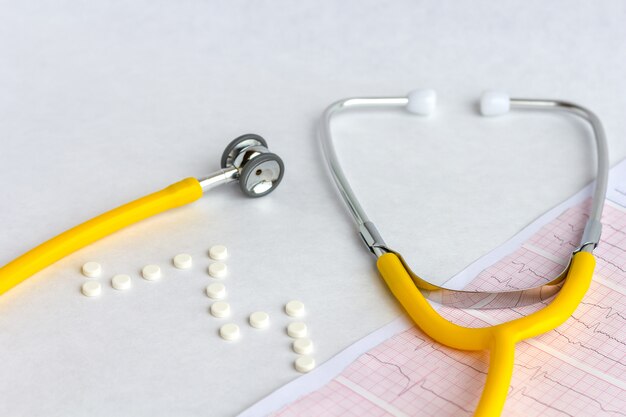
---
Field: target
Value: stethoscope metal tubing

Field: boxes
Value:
[321,96,608,255]
[509,98,608,253]
[319,94,609,307]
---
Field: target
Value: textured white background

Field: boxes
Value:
[0,1,625,416]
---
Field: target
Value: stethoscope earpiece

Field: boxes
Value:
[480,90,511,116]
[405,88,512,117]
[406,88,437,115]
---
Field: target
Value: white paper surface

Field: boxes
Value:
[0,1,625,416]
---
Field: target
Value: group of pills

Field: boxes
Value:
[79,245,230,297]
[79,245,316,373]
[80,261,133,295]
[285,300,316,373]
[202,246,248,341]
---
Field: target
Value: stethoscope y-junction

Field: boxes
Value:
[320,89,609,416]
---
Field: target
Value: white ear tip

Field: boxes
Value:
[480,90,510,116]
[406,89,436,116]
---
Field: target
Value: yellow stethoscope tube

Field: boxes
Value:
[0,133,285,296]
[377,251,595,416]
[0,178,203,296]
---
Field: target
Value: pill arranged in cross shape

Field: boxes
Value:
[220,323,240,341]
[82,262,102,278]
[285,300,305,317]
[142,264,161,281]
[210,301,231,318]
[293,337,314,355]
[294,356,315,373]
[249,311,270,329]
[209,245,228,260]
[173,253,193,269]
[82,281,102,297]
[111,274,131,290]
[287,322,308,338]
[206,283,226,299]
[208,262,228,278]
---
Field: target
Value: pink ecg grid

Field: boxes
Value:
[271,199,626,417]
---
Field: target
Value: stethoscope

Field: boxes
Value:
[319,89,609,417]
[0,134,285,295]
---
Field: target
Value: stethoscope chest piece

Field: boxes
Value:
[219,133,285,198]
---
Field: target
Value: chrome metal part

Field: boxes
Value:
[319,93,609,308]
[199,134,284,198]
[359,221,389,257]
[509,98,609,252]
[198,167,239,193]
[394,252,570,309]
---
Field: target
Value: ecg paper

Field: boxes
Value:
[240,159,626,417]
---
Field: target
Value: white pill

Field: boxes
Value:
[293,337,314,355]
[111,274,131,290]
[81,281,102,297]
[249,311,270,329]
[210,301,231,318]
[206,283,227,299]
[287,322,308,338]
[173,253,193,269]
[209,245,228,260]
[82,262,102,278]
[142,264,161,281]
[219,323,240,341]
[208,262,228,278]
[285,300,305,317]
[294,356,316,373]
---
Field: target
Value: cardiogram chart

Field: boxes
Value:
[269,174,626,416]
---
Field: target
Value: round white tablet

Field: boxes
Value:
[249,311,270,329]
[173,253,192,269]
[287,322,308,338]
[293,338,314,355]
[206,283,226,299]
[208,262,228,278]
[111,274,131,290]
[219,323,240,341]
[209,245,228,260]
[81,281,101,297]
[285,300,305,317]
[82,262,102,278]
[142,264,161,281]
[294,356,316,373]
[210,301,231,318]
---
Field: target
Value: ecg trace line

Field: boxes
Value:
[579,301,626,321]
[605,224,626,236]
[568,316,626,347]
[596,254,626,273]
[553,234,578,248]
[602,241,626,253]
[551,329,626,366]
[363,353,413,396]
[358,352,474,414]
[359,334,624,417]
[513,364,625,415]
